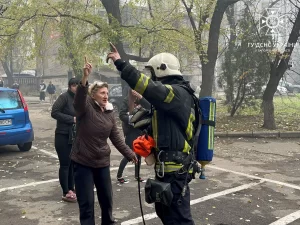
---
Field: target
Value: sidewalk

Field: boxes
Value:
[215,131,300,138]
[25,96,300,139]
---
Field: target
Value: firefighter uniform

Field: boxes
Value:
[114,54,197,225]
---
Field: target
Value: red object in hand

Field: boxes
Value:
[133,135,156,158]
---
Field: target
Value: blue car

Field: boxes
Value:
[0,87,34,151]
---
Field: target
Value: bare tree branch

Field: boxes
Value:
[44,1,103,30]
[147,0,154,19]
[40,13,102,30]
[126,53,151,62]
[289,0,300,9]
[181,0,197,31]
[82,30,101,40]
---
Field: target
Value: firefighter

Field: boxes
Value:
[107,45,197,225]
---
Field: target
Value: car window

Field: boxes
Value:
[0,90,22,110]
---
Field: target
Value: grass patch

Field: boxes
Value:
[217,94,300,132]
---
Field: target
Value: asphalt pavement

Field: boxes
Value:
[0,100,300,225]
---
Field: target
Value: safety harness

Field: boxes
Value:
[154,84,202,179]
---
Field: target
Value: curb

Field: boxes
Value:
[215,131,300,138]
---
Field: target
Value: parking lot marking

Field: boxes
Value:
[208,165,300,190]
[0,163,146,193]
[121,181,264,225]
[39,149,58,159]
[33,147,58,159]
[269,210,300,225]
[32,146,147,170]
[32,146,300,192]
[0,179,58,193]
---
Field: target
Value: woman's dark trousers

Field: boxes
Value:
[54,133,74,195]
[117,154,141,178]
[73,162,114,225]
[40,92,45,101]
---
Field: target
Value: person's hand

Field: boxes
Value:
[132,90,142,99]
[74,117,76,124]
[106,42,121,63]
[83,56,92,77]
[131,155,138,164]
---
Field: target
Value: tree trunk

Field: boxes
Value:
[200,0,240,97]
[224,5,235,104]
[262,8,300,129]
[1,60,14,87]
[201,63,215,97]
[101,0,151,96]
[262,98,276,129]
[62,19,82,79]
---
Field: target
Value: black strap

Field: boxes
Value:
[176,84,201,150]
[202,120,215,127]
[158,151,188,164]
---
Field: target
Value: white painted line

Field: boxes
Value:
[269,210,300,225]
[33,146,147,170]
[0,161,146,193]
[38,149,58,159]
[121,181,264,225]
[110,162,146,171]
[0,179,58,193]
[190,180,264,204]
[207,165,300,190]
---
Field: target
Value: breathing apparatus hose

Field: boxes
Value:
[137,156,146,225]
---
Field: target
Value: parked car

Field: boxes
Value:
[278,80,300,93]
[109,84,123,112]
[0,87,34,151]
[261,85,288,95]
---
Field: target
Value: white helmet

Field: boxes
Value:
[145,53,182,78]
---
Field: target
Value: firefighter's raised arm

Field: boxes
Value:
[107,44,185,112]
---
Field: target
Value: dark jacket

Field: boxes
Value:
[51,90,76,135]
[70,83,135,168]
[119,96,151,149]
[115,60,197,171]
[47,84,56,94]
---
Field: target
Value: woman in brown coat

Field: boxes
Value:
[71,59,137,225]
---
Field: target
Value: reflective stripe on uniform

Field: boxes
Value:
[208,101,215,150]
[164,85,175,103]
[155,163,193,173]
[185,108,195,141]
[182,140,191,153]
[152,110,158,147]
[134,73,150,95]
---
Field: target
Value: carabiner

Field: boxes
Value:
[157,150,164,163]
[156,162,165,178]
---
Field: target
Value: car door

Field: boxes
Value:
[0,90,25,131]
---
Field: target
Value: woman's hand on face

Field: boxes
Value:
[83,56,92,77]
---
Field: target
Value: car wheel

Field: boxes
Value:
[18,142,32,152]
[293,88,300,93]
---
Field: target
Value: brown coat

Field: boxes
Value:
[70,83,135,168]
